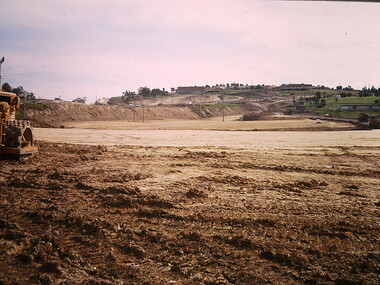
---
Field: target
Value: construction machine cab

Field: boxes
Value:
[0,92,20,120]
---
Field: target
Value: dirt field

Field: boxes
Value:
[61,116,355,131]
[34,117,361,148]
[1,119,380,284]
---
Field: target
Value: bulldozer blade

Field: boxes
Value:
[1,145,38,157]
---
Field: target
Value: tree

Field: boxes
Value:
[359,86,373,97]
[2,83,36,99]
[316,98,326,108]
[2,82,12,92]
[12,86,26,97]
[122,90,136,101]
[336,85,342,90]
[358,113,369,123]
[138,87,151,97]
[151,88,162,97]
[72,97,86,104]
[343,85,353,91]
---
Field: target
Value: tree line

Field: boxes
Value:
[1,83,35,98]
[122,87,169,100]
[121,83,268,100]
[359,86,380,97]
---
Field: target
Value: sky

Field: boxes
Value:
[1,0,380,103]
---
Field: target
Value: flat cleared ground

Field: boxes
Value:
[35,117,370,148]
[34,128,380,149]
[62,116,354,131]
[1,118,379,284]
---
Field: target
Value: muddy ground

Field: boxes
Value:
[0,140,379,284]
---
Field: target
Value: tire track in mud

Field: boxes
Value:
[1,142,379,284]
[163,147,380,284]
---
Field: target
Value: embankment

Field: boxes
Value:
[24,101,247,127]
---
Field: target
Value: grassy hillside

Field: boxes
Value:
[277,89,357,97]
[302,95,380,119]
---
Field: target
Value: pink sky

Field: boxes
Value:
[1,0,379,102]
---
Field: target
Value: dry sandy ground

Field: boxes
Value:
[1,119,379,284]
[34,117,367,148]
[34,117,377,149]
[33,128,380,149]
[62,116,354,131]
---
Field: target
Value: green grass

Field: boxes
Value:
[304,95,380,119]
[15,110,23,120]
[278,89,357,97]
[15,103,50,119]
[277,90,317,96]
[25,103,50,111]
[329,110,380,119]
[331,96,378,105]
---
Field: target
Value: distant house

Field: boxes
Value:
[177,86,205,94]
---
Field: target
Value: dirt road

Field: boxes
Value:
[1,120,379,284]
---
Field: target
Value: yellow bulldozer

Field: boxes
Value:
[0,57,38,158]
